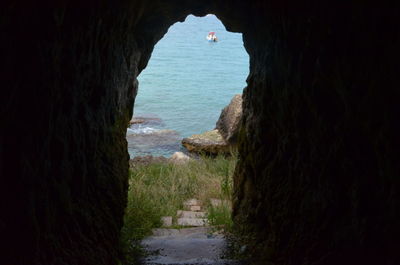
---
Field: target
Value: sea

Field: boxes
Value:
[127,14,249,157]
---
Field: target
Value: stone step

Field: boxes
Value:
[151,227,213,237]
[177,210,206,218]
[183,198,201,206]
[184,205,202,211]
[177,217,208,227]
[161,216,172,227]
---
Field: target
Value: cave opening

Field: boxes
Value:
[123,14,249,262]
[128,14,249,157]
[2,2,398,265]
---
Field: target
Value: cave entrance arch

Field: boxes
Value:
[123,14,249,259]
[2,2,397,265]
[128,14,249,157]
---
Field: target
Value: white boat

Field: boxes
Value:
[206,31,218,42]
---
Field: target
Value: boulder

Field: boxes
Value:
[181,94,242,155]
[169,152,191,164]
[182,129,230,155]
[215,94,242,144]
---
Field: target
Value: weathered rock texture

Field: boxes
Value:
[182,94,242,154]
[216,94,242,144]
[182,129,230,154]
[1,1,399,265]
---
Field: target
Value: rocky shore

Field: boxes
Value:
[182,94,242,155]
[128,94,242,159]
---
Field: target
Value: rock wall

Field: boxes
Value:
[233,2,400,265]
[1,2,139,264]
[1,1,398,265]
[1,1,162,264]
[0,1,213,264]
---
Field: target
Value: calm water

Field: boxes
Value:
[127,15,249,157]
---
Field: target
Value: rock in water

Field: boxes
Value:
[182,94,242,155]
[216,94,242,144]
[182,129,229,155]
[129,117,145,124]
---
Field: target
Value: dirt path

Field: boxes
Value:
[141,227,240,265]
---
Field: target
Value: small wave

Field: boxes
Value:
[127,126,158,135]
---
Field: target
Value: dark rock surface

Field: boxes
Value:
[216,94,242,144]
[232,3,399,265]
[1,1,398,265]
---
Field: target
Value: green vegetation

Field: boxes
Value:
[207,202,233,229]
[121,154,236,264]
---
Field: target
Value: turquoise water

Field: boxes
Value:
[127,15,249,157]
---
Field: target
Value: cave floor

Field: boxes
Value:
[141,227,240,265]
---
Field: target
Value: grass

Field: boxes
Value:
[120,153,237,264]
[206,202,233,230]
